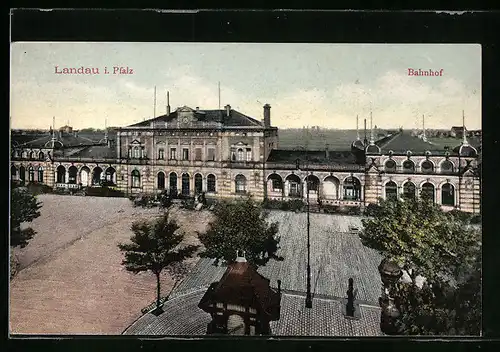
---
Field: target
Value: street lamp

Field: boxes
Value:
[305,168,312,308]
[298,142,313,309]
[378,258,402,335]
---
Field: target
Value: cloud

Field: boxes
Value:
[10,68,481,130]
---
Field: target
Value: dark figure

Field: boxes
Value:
[200,192,207,205]
[346,277,356,317]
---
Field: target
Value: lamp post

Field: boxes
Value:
[305,167,312,308]
[378,258,402,335]
[300,131,313,309]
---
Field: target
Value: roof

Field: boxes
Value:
[453,143,478,157]
[374,132,448,154]
[451,126,466,130]
[198,260,281,320]
[19,133,97,149]
[266,149,360,166]
[127,106,264,128]
[70,145,118,159]
[351,139,365,150]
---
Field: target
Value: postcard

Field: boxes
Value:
[10,42,481,337]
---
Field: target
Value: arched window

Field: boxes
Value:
[157,172,165,189]
[323,176,340,200]
[237,148,244,161]
[80,166,90,187]
[384,159,396,173]
[28,151,34,159]
[195,173,203,194]
[56,165,65,183]
[158,148,165,160]
[402,160,415,173]
[181,173,190,195]
[235,174,247,194]
[246,148,252,161]
[305,175,320,193]
[403,182,416,200]
[421,160,434,174]
[11,165,17,180]
[343,176,361,201]
[169,172,178,194]
[207,174,216,193]
[268,174,283,192]
[68,166,78,184]
[28,166,35,182]
[441,183,455,206]
[19,166,26,182]
[105,167,116,185]
[286,174,301,197]
[92,167,103,185]
[37,167,44,183]
[385,181,398,201]
[39,151,45,160]
[131,170,141,188]
[441,160,454,174]
[421,182,435,203]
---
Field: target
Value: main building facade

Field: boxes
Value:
[10,102,481,214]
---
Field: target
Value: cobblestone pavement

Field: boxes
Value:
[10,194,210,334]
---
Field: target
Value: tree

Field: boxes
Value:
[118,213,199,315]
[198,197,282,267]
[360,196,481,335]
[10,187,42,248]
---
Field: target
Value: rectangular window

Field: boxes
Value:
[170,148,177,160]
[183,148,189,160]
[246,148,252,161]
[158,148,164,160]
[237,149,244,161]
[195,148,202,161]
[133,147,140,159]
[207,148,215,161]
[128,148,132,158]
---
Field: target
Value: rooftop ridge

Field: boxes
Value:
[378,131,402,149]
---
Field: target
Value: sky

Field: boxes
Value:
[10,42,481,130]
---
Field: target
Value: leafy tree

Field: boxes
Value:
[118,213,199,314]
[10,188,42,248]
[198,197,282,267]
[360,196,481,335]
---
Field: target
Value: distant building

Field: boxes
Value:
[450,126,466,138]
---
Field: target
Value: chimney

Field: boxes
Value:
[263,104,271,128]
[225,104,231,117]
[166,91,171,116]
[196,107,199,111]
[325,143,330,159]
[363,118,368,146]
